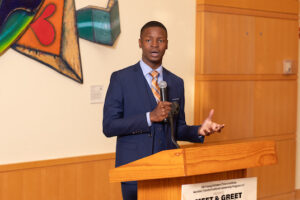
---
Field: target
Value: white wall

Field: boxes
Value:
[0,0,196,164]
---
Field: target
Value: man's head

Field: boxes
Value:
[140,21,168,38]
[139,21,168,69]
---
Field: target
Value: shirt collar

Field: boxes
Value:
[140,59,163,77]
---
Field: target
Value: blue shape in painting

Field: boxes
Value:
[76,0,121,46]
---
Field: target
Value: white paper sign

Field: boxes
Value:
[90,85,105,104]
[181,177,257,200]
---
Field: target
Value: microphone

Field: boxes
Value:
[159,81,180,148]
[159,81,168,123]
[159,81,167,102]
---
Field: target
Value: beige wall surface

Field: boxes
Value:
[0,0,196,164]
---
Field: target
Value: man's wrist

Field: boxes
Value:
[146,112,152,126]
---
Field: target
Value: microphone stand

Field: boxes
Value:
[168,102,180,148]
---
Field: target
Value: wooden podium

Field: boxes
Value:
[110,140,277,200]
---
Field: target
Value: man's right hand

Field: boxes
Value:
[150,101,172,122]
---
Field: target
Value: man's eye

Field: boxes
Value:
[146,39,151,42]
[158,40,164,43]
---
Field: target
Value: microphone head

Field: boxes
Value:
[159,81,167,89]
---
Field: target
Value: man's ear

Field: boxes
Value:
[138,38,142,48]
[166,39,168,49]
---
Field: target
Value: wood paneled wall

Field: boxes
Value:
[197,0,298,14]
[296,189,300,200]
[195,0,298,199]
[0,154,122,200]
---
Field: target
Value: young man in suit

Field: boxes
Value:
[103,21,224,200]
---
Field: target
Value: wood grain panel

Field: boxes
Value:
[199,12,255,74]
[195,80,254,142]
[255,17,298,74]
[195,80,297,142]
[296,189,300,200]
[0,153,122,200]
[110,149,185,182]
[110,141,276,184]
[195,12,204,76]
[0,171,23,200]
[94,159,124,200]
[23,169,42,200]
[77,163,97,200]
[260,192,295,200]
[41,167,60,200]
[138,170,246,200]
[59,164,78,200]
[247,139,296,198]
[196,74,297,81]
[197,0,298,14]
[197,5,298,20]
[195,0,298,199]
[181,134,295,150]
[253,81,297,137]
[197,12,298,75]
[184,140,276,176]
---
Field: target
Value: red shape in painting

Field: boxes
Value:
[30,3,56,46]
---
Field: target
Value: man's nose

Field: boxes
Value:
[151,40,158,47]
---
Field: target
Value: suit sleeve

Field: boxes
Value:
[176,79,204,143]
[103,72,150,137]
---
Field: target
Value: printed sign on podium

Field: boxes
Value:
[182,177,257,200]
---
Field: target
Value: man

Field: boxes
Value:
[103,21,224,200]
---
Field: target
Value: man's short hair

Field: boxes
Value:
[140,21,168,37]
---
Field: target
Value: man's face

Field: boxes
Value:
[139,26,168,69]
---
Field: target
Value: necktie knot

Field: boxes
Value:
[150,70,159,78]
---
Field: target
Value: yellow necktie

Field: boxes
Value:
[150,71,161,102]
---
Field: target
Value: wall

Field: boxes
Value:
[195,1,299,198]
[0,0,196,164]
[297,40,300,190]
[297,2,300,190]
[2,0,300,193]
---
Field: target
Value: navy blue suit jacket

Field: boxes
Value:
[103,62,204,168]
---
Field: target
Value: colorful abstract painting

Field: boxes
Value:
[1,0,121,84]
[0,0,44,54]
[13,0,83,83]
[77,0,121,46]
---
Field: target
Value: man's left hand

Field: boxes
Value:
[198,109,224,136]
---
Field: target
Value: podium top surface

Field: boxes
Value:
[109,140,277,182]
